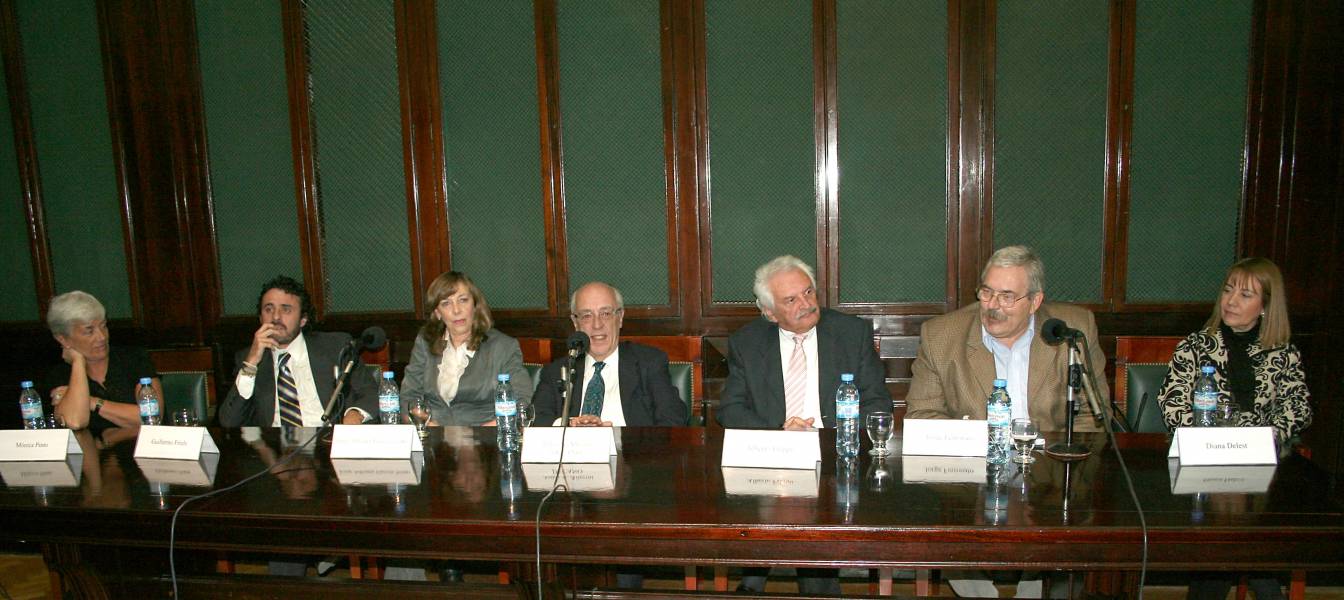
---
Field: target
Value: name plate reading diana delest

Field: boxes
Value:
[0,429,83,462]
[1168,426,1276,466]
[522,458,617,492]
[901,419,988,457]
[0,455,83,487]
[133,425,220,460]
[901,455,987,484]
[720,429,820,470]
[135,453,221,487]
[1167,459,1276,494]
[721,466,820,497]
[520,427,618,463]
[332,454,425,486]
[330,424,423,459]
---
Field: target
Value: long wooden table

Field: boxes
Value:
[1,426,1340,597]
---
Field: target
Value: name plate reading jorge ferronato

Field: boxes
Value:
[720,429,820,470]
[901,455,988,484]
[1168,426,1276,466]
[133,425,219,460]
[330,424,423,459]
[901,419,988,457]
[0,429,82,462]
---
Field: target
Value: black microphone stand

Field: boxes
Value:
[318,343,360,442]
[1046,343,1091,460]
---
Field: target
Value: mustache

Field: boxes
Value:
[796,306,818,318]
[984,308,1006,322]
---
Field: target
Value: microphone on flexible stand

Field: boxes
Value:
[1040,318,1105,460]
[558,331,590,428]
[321,326,388,427]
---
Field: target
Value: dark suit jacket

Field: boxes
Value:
[218,330,378,427]
[533,340,686,426]
[717,308,891,429]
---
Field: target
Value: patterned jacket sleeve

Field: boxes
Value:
[1262,343,1312,444]
[1158,334,1200,430]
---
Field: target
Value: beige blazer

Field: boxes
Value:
[905,302,1111,432]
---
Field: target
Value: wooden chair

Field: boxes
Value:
[1113,336,1183,432]
[620,336,704,426]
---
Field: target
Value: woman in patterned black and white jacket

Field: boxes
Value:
[1157,257,1311,447]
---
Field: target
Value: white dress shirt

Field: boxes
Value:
[981,314,1036,421]
[776,326,821,426]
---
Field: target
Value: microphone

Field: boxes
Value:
[357,326,387,351]
[1041,318,1083,345]
[566,331,589,358]
[558,331,590,427]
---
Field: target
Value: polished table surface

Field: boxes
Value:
[0,426,1341,572]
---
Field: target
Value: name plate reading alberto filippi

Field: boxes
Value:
[135,453,221,487]
[901,455,986,484]
[0,455,83,487]
[901,419,988,457]
[330,424,423,459]
[133,425,220,460]
[721,466,820,497]
[720,429,820,470]
[0,429,83,462]
[1168,426,1276,466]
[520,427,618,463]
[522,458,617,492]
[1167,459,1276,494]
[332,455,425,486]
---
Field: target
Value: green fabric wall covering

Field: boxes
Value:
[0,53,39,322]
[306,0,412,313]
[1126,0,1248,303]
[557,0,669,307]
[17,0,130,318]
[197,0,303,316]
[993,0,1109,302]
[835,0,948,304]
[706,0,816,303]
[440,0,548,310]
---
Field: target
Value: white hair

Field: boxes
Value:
[753,255,816,313]
[570,281,624,313]
[47,291,106,336]
[982,245,1045,295]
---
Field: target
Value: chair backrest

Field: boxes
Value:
[524,363,543,393]
[667,361,695,425]
[516,338,554,365]
[1114,336,1183,433]
[876,334,919,418]
[160,371,210,423]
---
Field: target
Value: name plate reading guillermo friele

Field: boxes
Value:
[901,419,988,457]
[1167,426,1276,466]
[330,424,424,459]
[136,453,221,487]
[720,429,821,470]
[134,425,220,460]
[521,427,618,463]
[0,429,83,462]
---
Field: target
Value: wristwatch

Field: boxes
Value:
[92,397,106,414]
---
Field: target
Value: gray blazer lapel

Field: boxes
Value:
[760,328,785,421]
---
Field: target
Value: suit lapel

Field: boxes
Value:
[759,325,785,422]
[257,348,276,425]
[618,344,640,422]
[964,314,996,403]
[308,334,336,408]
[568,363,589,419]
[815,312,839,426]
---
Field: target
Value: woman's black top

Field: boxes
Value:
[1220,322,1259,412]
[42,346,158,434]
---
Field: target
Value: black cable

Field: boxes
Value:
[534,411,573,600]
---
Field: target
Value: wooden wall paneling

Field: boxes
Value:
[953,0,992,308]
[1103,0,1134,309]
[669,0,704,335]
[94,0,144,330]
[394,0,449,319]
[1240,0,1291,263]
[0,0,51,317]
[815,0,837,306]
[281,0,326,318]
[533,0,566,319]
[653,0,683,322]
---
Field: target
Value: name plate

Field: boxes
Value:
[134,426,220,460]
[330,424,423,459]
[0,429,83,462]
[521,459,617,492]
[0,455,83,487]
[520,427,618,463]
[901,419,988,456]
[901,455,987,484]
[332,454,425,485]
[135,453,221,486]
[721,466,820,497]
[1167,427,1276,465]
[1167,459,1276,494]
[720,429,821,470]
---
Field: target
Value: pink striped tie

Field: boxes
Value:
[783,335,807,419]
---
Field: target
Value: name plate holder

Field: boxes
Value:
[521,457,618,492]
[134,425,220,460]
[1167,427,1276,466]
[721,466,820,497]
[332,453,425,486]
[0,454,84,487]
[520,427,618,463]
[135,453,221,487]
[901,455,987,484]
[330,424,423,459]
[720,429,820,470]
[0,429,83,462]
[902,419,988,457]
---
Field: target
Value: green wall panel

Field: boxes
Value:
[306,0,412,313]
[706,0,816,303]
[17,0,130,318]
[440,0,547,309]
[1126,0,1248,303]
[0,54,38,322]
[197,0,302,316]
[835,0,947,304]
[557,0,668,306]
[993,0,1109,302]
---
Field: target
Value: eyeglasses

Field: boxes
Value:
[976,286,1031,306]
[572,308,622,326]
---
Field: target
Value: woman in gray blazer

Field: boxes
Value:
[400,271,532,426]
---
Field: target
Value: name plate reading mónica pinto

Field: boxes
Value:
[720,429,820,470]
[330,424,423,459]
[0,429,82,462]
[520,427,618,463]
[1168,426,1276,466]
[901,419,988,457]
[133,425,220,460]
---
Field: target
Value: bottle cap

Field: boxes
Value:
[139,377,152,385]
[1200,365,1215,374]
[20,380,33,388]
[993,378,1007,388]
[498,373,511,382]
[840,373,854,382]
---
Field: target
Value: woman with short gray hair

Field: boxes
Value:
[43,291,160,432]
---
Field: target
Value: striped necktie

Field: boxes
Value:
[783,335,807,419]
[580,362,606,417]
[276,352,303,427]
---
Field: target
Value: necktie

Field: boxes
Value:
[277,352,302,427]
[783,335,807,419]
[580,362,606,417]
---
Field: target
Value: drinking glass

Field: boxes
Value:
[407,398,431,438]
[518,403,535,429]
[173,408,198,427]
[865,412,894,457]
[1011,418,1038,464]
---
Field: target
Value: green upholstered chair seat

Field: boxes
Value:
[667,361,694,426]
[1125,363,1169,433]
[524,363,543,394]
[160,371,210,423]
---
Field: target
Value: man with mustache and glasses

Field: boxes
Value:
[220,275,377,428]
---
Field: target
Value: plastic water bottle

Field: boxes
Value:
[137,377,161,425]
[984,463,1008,525]
[495,373,520,452]
[19,381,44,430]
[834,373,860,458]
[986,378,1012,465]
[1193,365,1218,427]
[378,371,401,424]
